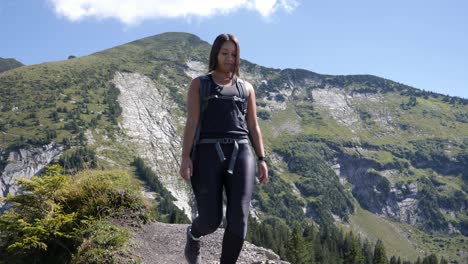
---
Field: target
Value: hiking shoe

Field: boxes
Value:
[185,226,201,264]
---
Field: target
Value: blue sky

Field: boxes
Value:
[1,0,467,98]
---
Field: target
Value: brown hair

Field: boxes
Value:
[208,33,240,77]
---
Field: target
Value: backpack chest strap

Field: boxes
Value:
[203,94,246,102]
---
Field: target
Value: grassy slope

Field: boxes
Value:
[346,203,467,263]
[345,203,420,261]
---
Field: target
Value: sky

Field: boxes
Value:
[1,0,467,99]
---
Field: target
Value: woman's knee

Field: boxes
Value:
[195,216,223,235]
[225,216,248,239]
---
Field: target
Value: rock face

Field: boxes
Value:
[0,143,64,211]
[129,221,290,264]
[337,151,420,224]
[312,88,363,132]
[112,71,192,216]
[312,88,398,135]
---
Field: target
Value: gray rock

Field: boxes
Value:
[113,71,192,217]
[0,143,63,211]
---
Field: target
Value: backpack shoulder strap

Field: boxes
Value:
[235,78,247,99]
[191,75,212,160]
[199,75,212,100]
[235,77,248,114]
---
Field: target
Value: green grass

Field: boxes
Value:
[346,202,467,263]
[346,203,421,261]
[434,175,465,192]
[86,128,138,170]
[396,219,468,263]
[360,149,396,167]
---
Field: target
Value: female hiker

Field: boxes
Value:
[179,33,268,264]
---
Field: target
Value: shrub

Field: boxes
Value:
[0,166,150,264]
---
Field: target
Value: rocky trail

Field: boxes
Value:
[129,221,290,264]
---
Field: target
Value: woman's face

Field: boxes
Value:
[216,41,237,73]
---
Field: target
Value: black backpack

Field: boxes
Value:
[190,75,248,160]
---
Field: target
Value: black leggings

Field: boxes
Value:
[190,142,255,261]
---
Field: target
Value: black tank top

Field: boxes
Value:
[199,75,249,139]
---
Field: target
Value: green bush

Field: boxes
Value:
[59,147,98,173]
[71,220,131,264]
[275,139,354,222]
[0,165,150,264]
[416,179,449,233]
[65,169,151,222]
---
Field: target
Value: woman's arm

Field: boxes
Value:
[245,81,268,184]
[180,78,201,181]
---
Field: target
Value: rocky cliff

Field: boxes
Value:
[112,71,192,216]
[0,143,64,211]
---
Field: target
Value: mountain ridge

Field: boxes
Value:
[0,57,24,73]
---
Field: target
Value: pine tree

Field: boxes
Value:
[343,232,364,264]
[285,224,312,264]
[373,239,388,264]
[303,224,317,263]
[0,169,76,262]
[422,254,438,264]
[362,239,374,264]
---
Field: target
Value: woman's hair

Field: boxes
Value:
[208,33,240,77]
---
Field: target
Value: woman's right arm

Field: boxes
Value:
[180,78,201,182]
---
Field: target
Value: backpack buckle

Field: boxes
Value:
[222,138,234,144]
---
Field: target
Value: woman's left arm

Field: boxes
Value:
[245,81,268,185]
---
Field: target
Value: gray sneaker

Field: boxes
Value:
[185,226,201,264]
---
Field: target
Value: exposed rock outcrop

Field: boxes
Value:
[312,88,398,135]
[312,88,362,132]
[337,151,421,225]
[112,71,191,216]
[184,59,206,78]
[0,143,64,211]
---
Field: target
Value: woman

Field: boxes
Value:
[179,33,268,264]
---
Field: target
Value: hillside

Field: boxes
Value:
[0,32,467,262]
[0,57,24,73]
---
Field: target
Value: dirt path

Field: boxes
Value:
[129,222,290,264]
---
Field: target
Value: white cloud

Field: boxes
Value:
[49,0,299,25]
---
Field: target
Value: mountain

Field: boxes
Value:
[0,32,467,262]
[0,57,24,73]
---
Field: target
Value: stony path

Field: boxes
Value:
[129,222,290,264]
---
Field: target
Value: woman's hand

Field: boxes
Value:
[180,157,193,182]
[257,161,268,185]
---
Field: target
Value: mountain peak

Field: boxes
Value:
[0,57,24,73]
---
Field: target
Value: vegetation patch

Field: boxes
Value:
[0,165,151,264]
